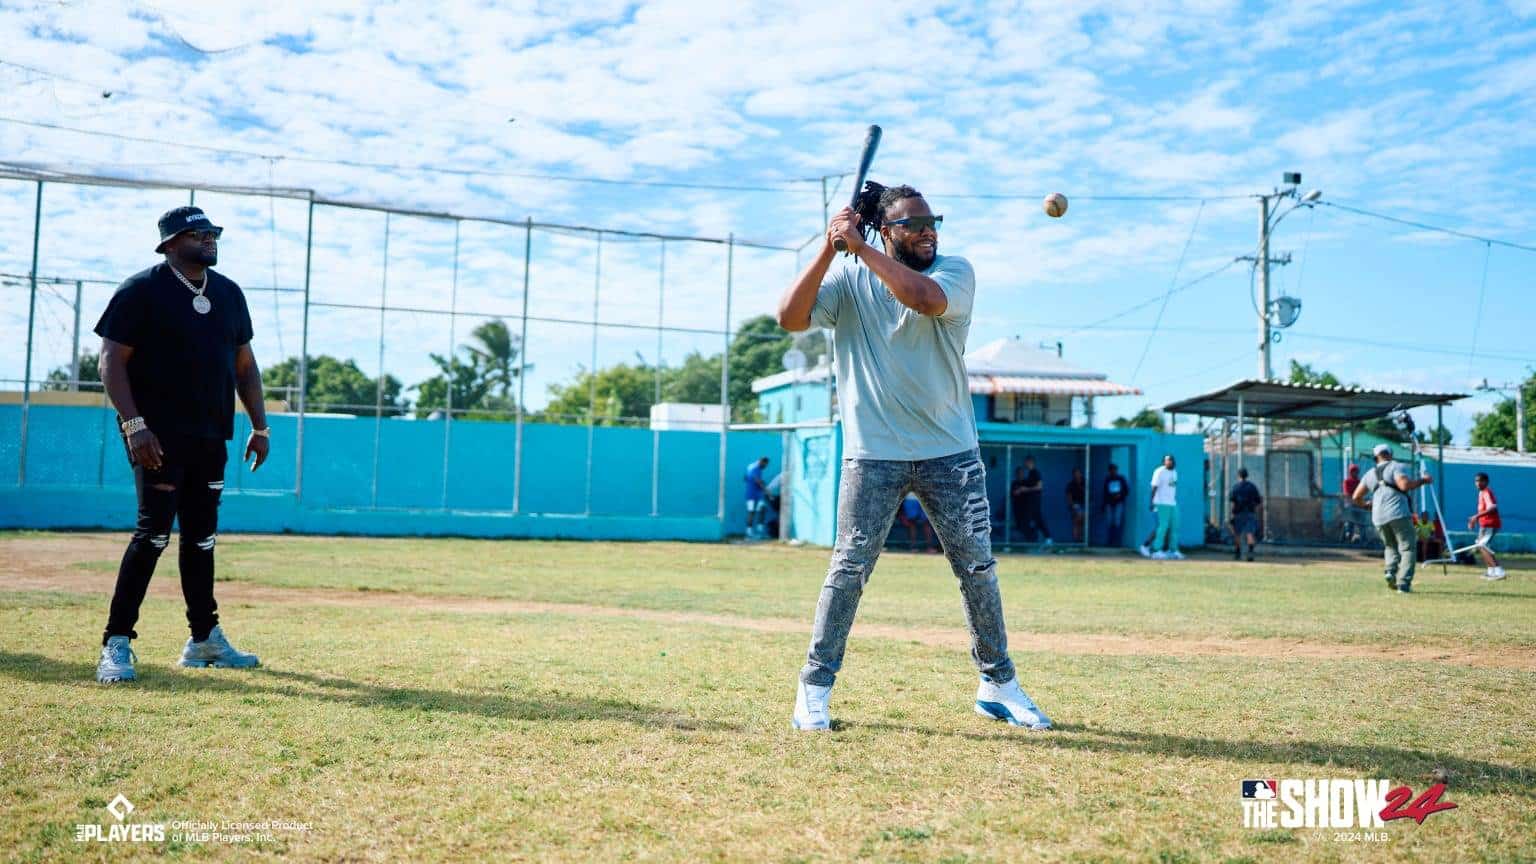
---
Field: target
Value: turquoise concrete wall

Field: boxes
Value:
[0,405,781,539]
[784,426,840,548]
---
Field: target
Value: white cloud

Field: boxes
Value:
[0,0,1531,417]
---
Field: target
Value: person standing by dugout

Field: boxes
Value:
[93,206,271,683]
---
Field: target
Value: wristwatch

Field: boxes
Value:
[120,416,147,435]
[251,427,271,438]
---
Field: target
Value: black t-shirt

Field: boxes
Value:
[1102,474,1128,505]
[1012,469,1043,503]
[94,262,254,441]
[1230,480,1263,514]
[1066,477,1085,506]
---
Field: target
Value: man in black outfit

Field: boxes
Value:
[93,206,271,683]
[1229,467,1264,562]
[1009,456,1052,546]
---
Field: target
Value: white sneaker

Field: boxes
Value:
[96,635,137,683]
[1138,544,1152,558]
[792,679,832,731]
[974,677,1052,730]
[1484,566,1507,581]
[1169,550,1186,560]
[1152,551,1170,560]
[178,625,260,668]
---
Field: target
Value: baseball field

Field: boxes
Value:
[2,531,1532,862]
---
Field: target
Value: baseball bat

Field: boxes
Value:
[833,124,882,252]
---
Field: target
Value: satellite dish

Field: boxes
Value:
[782,349,807,372]
[1271,296,1302,328]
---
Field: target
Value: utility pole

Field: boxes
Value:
[1243,173,1320,453]
[1257,194,1272,381]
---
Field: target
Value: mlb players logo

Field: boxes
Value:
[1241,779,1277,800]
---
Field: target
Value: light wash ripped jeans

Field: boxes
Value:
[800,447,1016,687]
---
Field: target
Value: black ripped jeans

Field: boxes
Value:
[800,448,1016,687]
[103,434,227,645]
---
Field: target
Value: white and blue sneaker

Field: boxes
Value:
[96,636,137,683]
[177,625,260,669]
[975,677,1052,730]
[792,679,833,731]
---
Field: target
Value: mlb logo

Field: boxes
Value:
[1242,779,1278,799]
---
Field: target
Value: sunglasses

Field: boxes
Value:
[885,215,943,232]
[183,229,222,242]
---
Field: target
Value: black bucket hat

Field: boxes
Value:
[155,206,223,253]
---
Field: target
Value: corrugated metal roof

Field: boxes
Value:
[1163,379,1465,421]
[969,376,1142,397]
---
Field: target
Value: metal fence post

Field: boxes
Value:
[513,218,532,514]
[370,212,390,507]
[295,196,314,502]
[717,234,733,522]
[651,239,665,517]
[584,232,602,515]
[18,180,43,486]
[70,279,82,390]
[442,220,460,509]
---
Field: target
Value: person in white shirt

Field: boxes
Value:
[1141,454,1183,560]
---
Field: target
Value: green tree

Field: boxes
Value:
[726,315,792,420]
[1470,374,1535,449]
[413,353,493,419]
[533,315,825,426]
[264,355,404,416]
[665,351,723,406]
[541,363,666,426]
[43,352,102,391]
[1112,407,1165,431]
[461,319,523,404]
[413,318,525,419]
[1287,360,1341,388]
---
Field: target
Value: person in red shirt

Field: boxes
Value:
[1468,472,1506,580]
[1342,464,1361,498]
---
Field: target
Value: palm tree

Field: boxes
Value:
[463,319,528,402]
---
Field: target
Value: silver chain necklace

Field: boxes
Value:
[170,264,212,315]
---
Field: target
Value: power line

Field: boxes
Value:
[1131,200,1203,381]
[1319,200,1536,254]
[1055,255,1242,339]
[0,117,809,192]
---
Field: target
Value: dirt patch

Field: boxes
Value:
[5,533,1533,671]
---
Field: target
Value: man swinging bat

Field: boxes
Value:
[776,182,1053,732]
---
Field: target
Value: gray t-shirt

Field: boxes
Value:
[811,253,977,460]
[1360,460,1414,526]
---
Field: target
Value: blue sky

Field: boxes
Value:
[1,0,1533,436]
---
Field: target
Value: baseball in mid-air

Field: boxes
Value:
[1044,193,1068,218]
